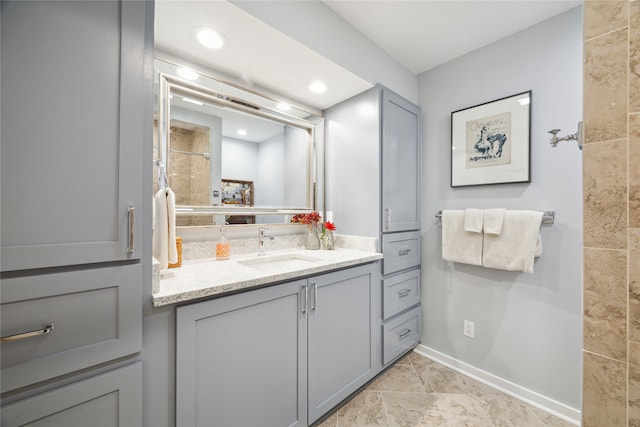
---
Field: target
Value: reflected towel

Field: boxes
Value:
[482,210,543,274]
[153,188,178,269]
[483,209,506,235]
[442,210,482,266]
[463,208,483,233]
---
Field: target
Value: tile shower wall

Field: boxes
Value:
[583,2,640,426]
[170,126,213,227]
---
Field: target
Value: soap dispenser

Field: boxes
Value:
[216,226,230,260]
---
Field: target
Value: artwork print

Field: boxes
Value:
[465,112,511,168]
[450,90,531,187]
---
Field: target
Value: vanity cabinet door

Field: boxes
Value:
[176,280,308,427]
[1,0,146,271]
[381,89,421,233]
[307,263,377,424]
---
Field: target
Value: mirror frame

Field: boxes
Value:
[155,58,324,221]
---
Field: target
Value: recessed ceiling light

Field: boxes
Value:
[196,28,227,50]
[277,102,292,112]
[308,81,328,94]
[177,67,198,81]
[237,129,247,136]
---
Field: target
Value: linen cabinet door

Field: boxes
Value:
[176,280,307,427]
[307,263,377,424]
[0,0,146,271]
[381,89,421,233]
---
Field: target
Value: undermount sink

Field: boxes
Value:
[237,253,322,271]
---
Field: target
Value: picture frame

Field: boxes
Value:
[450,90,531,187]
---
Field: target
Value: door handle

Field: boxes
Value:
[311,282,317,311]
[301,285,308,314]
[127,205,135,254]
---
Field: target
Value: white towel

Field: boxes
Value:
[482,210,543,274]
[483,209,506,235]
[153,188,178,269]
[463,208,483,233]
[442,210,483,266]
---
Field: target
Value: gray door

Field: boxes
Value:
[176,280,307,427]
[1,0,145,271]
[307,264,376,423]
[381,89,421,233]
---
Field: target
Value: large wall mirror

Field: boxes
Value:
[154,58,324,226]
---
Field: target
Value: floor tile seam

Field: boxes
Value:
[407,357,429,394]
[376,390,393,427]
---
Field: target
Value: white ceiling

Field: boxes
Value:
[323,1,580,75]
[155,0,580,111]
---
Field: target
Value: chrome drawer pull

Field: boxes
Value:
[1,323,54,342]
[398,289,411,298]
[398,248,412,256]
[399,328,411,339]
[385,208,391,230]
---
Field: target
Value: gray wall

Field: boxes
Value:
[418,7,582,409]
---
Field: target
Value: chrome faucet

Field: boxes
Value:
[258,227,274,256]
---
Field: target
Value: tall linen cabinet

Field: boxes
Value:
[325,85,422,367]
[0,1,153,425]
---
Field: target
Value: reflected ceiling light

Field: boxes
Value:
[237,129,247,136]
[182,96,204,106]
[308,81,328,94]
[196,28,228,50]
[177,67,198,80]
[277,102,292,112]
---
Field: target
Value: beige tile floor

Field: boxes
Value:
[316,351,575,427]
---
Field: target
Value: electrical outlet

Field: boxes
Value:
[464,320,475,338]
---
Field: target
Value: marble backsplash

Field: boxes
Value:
[180,232,378,260]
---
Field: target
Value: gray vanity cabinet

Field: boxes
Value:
[176,263,378,427]
[1,0,145,271]
[325,85,422,368]
[176,279,308,427]
[0,0,151,424]
[381,89,421,233]
[307,264,378,423]
[1,362,142,427]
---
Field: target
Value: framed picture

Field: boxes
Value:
[450,90,531,187]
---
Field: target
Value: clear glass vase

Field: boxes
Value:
[321,230,335,250]
[304,226,321,250]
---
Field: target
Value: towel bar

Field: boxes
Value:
[435,210,555,225]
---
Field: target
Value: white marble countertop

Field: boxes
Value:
[152,248,383,306]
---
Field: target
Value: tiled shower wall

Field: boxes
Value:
[583,2,640,426]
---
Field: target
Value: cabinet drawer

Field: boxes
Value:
[383,269,420,320]
[382,305,422,365]
[382,231,420,275]
[2,362,142,427]
[1,264,141,392]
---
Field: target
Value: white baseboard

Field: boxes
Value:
[413,344,581,426]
